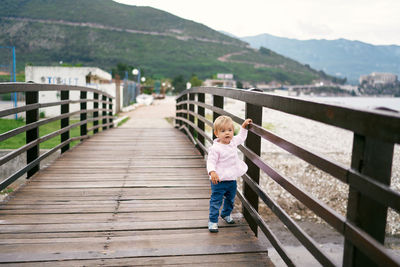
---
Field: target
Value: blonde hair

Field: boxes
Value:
[213,115,234,132]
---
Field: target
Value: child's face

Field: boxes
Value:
[215,123,234,144]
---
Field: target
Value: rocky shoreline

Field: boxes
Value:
[220,98,399,236]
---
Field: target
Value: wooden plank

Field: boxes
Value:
[0,210,210,224]
[24,181,209,189]
[14,187,211,198]
[0,108,270,265]
[0,227,247,240]
[0,227,266,263]
[0,199,210,212]
[1,253,272,266]
[0,219,240,233]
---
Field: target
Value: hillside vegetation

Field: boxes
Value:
[0,0,338,84]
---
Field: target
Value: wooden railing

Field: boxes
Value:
[0,83,114,191]
[175,87,400,267]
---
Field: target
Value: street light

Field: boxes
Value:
[132,68,141,96]
[132,68,140,83]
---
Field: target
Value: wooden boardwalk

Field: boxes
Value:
[0,100,271,266]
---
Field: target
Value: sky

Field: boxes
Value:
[114,0,400,46]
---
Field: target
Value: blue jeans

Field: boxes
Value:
[209,180,237,223]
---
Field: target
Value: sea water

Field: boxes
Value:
[299,96,400,112]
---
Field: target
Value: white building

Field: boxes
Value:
[359,72,398,87]
[25,66,116,117]
[203,73,236,88]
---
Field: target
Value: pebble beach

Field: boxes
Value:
[216,97,400,236]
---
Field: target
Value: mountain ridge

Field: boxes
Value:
[240,33,400,84]
[0,0,338,85]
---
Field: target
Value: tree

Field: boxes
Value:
[259,47,271,56]
[111,63,139,80]
[172,75,186,93]
[189,74,203,87]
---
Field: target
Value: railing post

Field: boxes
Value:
[343,134,394,267]
[60,90,70,153]
[189,93,195,138]
[182,94,188,129]
[26,91,39,178]
[175,96,179,127]
[197,93,205,155]
[175,96,181,127]
[80,91,87,137]
[243,94,263,237]
[102,95,107,131]
[93,92,99,134]
[109,97,114,128]
[212,95,223,140]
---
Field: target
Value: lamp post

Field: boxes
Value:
[132,68,140,96]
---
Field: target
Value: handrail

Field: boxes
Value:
[175,87,400,267]
[0,82,114,98]
[177,87,400,143]
[0,83,115,191]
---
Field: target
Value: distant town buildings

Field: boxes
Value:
[25,66,115,116]
[359,72,398,87]
[203,73,236,88]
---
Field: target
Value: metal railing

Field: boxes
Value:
[0,83,114,191]
[175,87,400,267]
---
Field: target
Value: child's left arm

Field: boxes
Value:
[233,118,252,146]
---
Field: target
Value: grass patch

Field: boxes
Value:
[164,117,174,125]
[0,188,13,195]
[117,117,130,127]
[263,122,274,131]
[0,118,95,149]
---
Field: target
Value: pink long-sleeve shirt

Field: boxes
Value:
[207,128,248,181]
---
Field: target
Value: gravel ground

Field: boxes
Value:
[214,97,400,265]
[219,97,399,234]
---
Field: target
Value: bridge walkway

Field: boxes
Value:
[0,98,271,266]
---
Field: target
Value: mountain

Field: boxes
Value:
[0,0,338,84]
[241,33,400,84]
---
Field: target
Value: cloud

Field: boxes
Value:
[296,20,334,38]
[114,0,400,45]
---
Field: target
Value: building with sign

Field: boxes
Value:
[25,66,115,116]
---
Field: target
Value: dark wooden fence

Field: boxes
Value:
[0,82,114,191]
[175,87,400,267]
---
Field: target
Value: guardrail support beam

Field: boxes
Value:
[26,91,39,178]
[244,101,262,236]
[60,90,70,153]
[197,93,205,156]
[189,93,195,138]
[343,134,394,266]
[183,94,188,130]
[93,92,99,134]
[212,95,223,140]
[109,97,114,128]
[102,95,107,131]
[80,91,87,137]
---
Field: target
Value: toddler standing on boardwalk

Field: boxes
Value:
[207,115,252,233]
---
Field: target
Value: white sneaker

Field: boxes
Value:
[222,215,235,224]
[208,222,218,233]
